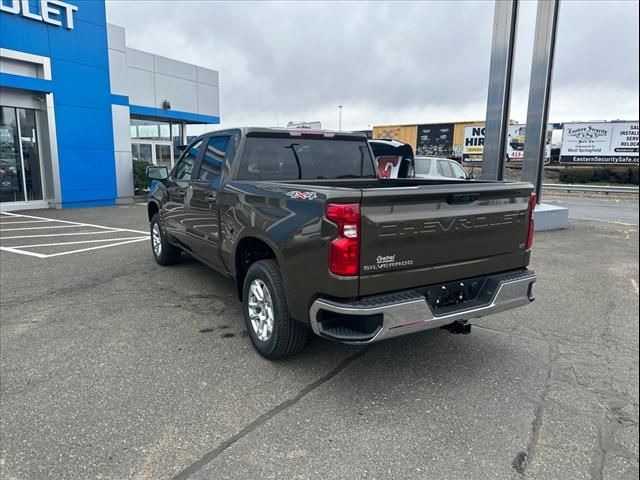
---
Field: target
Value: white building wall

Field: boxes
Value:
[106,23,220,202]
[106,23,220,118]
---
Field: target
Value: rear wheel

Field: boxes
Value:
[242,260,309,359]
[150,214,181,265]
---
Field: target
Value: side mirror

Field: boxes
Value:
[468,172,475,180]
[146,165,169,180]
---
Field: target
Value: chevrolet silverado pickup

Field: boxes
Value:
[146,128,537,359]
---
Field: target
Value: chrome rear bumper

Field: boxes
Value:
[309,269,536,344]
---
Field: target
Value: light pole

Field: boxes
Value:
[337,105,343,131]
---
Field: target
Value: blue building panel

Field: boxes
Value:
[54,104,114,150]
[0,9,50,56]
[72,0,108,26]
[48,18,110,68]
[0,72,52,92]
[129,105,221,125]
[57,148,116,206]
[51,60,111,107]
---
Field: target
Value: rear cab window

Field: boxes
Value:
[235,133,376,180]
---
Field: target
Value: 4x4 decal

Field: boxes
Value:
[286,191,317,200]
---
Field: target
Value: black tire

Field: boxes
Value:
[150,214,181,265]
[242,260,309,359]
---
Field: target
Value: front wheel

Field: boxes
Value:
[150,214,181,265]
[242,260,309,359]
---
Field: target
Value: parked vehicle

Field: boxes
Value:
[413,156,474,180]
[147,128,537,359]
[368,139,415,178]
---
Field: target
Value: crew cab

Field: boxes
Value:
[147,128,537,359]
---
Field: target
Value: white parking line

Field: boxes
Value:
[0,225,94,231]
[1,230,129,240]
[0,212,150,259]
[0,219,54,224]
[8,237,149,248]
[1,238,149,259]
[0,247,49,259]
[0,211,148,234]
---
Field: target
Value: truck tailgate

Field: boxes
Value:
[359,182,533,296]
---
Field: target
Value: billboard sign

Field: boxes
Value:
[462,125,484,162]
[507,125,552,162]
[560,122,639,164]
[416,123,455,157]
[463,124,552,162]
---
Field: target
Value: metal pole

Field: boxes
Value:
[522,0,560,202]
[481,0,519,181]
[338,105,343,131]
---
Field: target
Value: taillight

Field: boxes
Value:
[526,193,536,250]
[326,203,360,276]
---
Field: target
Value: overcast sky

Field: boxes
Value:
[106,0,639,131]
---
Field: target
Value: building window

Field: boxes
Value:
[130,118,171,141]
[130,118,185,166]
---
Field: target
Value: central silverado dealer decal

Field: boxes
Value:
[363,254,414,272]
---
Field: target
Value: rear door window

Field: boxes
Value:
[236,135,375,180]
[414,158,433,176]
[199,136,231,181]
[437,160,454,178]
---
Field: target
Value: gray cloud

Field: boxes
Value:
[106,0,639,130]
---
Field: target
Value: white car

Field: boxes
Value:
[413,156,473,180]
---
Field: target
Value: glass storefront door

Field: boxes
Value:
[154,143,172,169]
[131,143,152,164]
[0,106,43,203]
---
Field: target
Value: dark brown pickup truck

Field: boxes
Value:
[146,128,537,359]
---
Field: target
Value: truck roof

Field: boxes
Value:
[243,127,368,139]
[202,127,368,140]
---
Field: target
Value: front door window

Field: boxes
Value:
[173,140,203,181]
[0,106,43,203]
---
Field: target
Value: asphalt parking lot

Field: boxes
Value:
[1,199,638,480]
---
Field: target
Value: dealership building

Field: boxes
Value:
[0,0,220,210]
